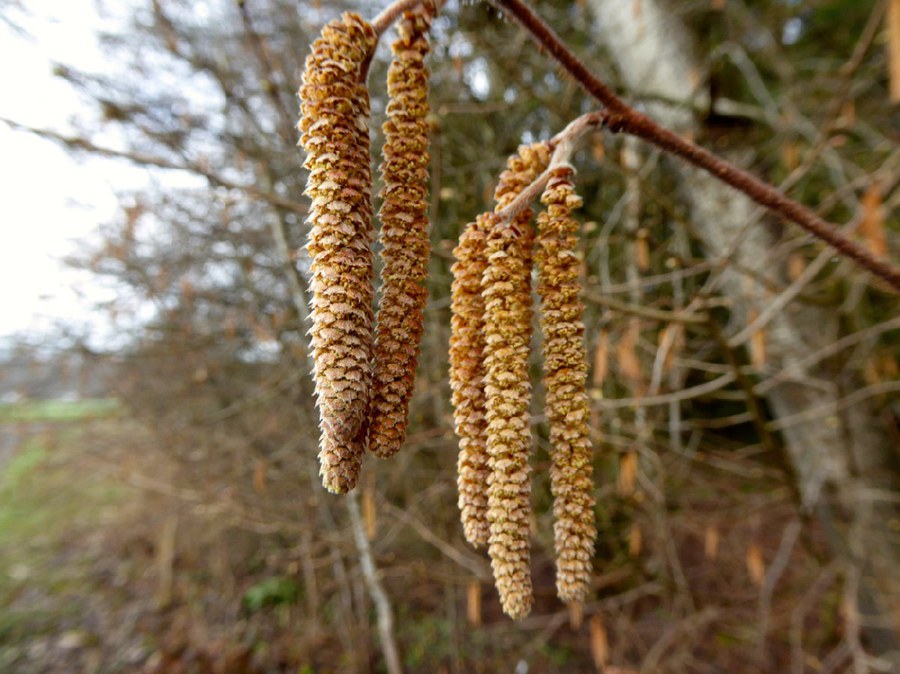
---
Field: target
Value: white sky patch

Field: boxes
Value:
[0,0,147,344]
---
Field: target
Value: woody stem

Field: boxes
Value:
[491,0,900,293]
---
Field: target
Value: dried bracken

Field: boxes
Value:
[299,13,377,493]
[451,213,492,547]
[368,3,434,459]
[482,143,549,619]
[536,165,596,603]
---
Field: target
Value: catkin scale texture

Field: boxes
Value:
[299,13,377,493]
[482,143,549,620]
[536,167,596,602]
[451,213,492,547]
[368,5,433,459]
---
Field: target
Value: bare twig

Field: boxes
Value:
[383,502,492,580]
[766,381,900,431]
[592,373,736,410]
[1,118,307,215]
[493,111,602,223]
[489,0,900,292]
[237,0,296,142]
[373,0,445,36]
[757,520,802,660]
[347,491,403,674]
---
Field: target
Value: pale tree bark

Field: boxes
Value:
[588,0,899,667]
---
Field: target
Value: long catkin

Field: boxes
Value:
[482,143,549,620]
[368,4,433,459]
[536,166,596,603]
[299,13,377,493]
[451,213,492,547]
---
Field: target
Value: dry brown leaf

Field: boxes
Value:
[591,131,606,163]
[787,252,806,281]
[635,229,650,271]
[466,580,482,627]
[631,0,642,22]
[453,55,463,79]
[593,330,610,388]
[590,614,609,670]
[568,601,584,630]
[711,0,726,10]
[658,323,684,374]
[628,523,642,557]
[704,525,720,561]
[747,307,766,370]
[252,459,267,494]
[840,99,856,127]
[616,320,643,390]
[889,0,900,103]
[881,352,899,379]
[363,484,377,540]
[859,182,887,258]
[618,451,638,497]
[781,141,798,172]
[746,543,765,587]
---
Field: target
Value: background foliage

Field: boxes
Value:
[2,0,899,672]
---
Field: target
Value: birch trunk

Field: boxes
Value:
[588,0,899,664]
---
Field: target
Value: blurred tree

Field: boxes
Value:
[10,0,898,671]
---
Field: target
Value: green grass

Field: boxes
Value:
[0,425,131,658]
[0,398,122,422]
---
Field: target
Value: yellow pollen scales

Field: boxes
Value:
[299,13,377,493]
[536,166,597,603]
[299,9,596,621]
[483,144,548,620]
[368,4,433,460]
[451,213,492,548]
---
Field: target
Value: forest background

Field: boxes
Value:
[0,0,899,672]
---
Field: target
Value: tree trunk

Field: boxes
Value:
[588,0,899,665]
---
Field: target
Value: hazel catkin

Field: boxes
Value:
[451,213,492,548]
[299,13,377,493]
[481,143,549,620]
[368,4,434,459]
[535,166,596,603]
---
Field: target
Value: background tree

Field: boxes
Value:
[6,0,898,671]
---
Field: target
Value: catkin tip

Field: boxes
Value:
[536,166,597,603]
[300,13,377,480]
[368,3,434,460]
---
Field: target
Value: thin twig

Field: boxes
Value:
[373,0,444,36]
[581,288,710,324]
[383,502,492,580]
[757,519,803,660]
[237,0,296,142]
[494,111,602,223]
[490,0,900,292]
[347,491,403,674]
[1,118,307,215]
[593,373,736,410]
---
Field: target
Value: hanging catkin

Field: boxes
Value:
[368,3,433,459]
[451,213,492,547]
[482,143,550,620]
[299,13,377,493]
[536,166,596,603]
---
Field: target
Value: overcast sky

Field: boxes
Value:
[0,0,147,345]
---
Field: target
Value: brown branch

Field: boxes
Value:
[236,0,296,143]
[490,0,900,293]
[372,0,445,36]
[1,118,307,215]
